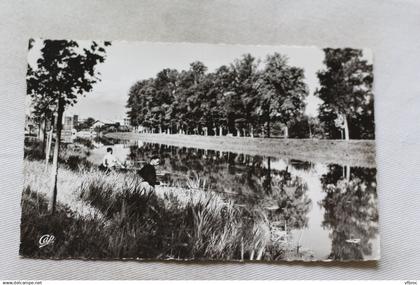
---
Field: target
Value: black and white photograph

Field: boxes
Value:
[21,39,379,262]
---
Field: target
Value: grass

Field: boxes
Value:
[108,132,376,168]
[24,137,93,171]
[20,160,291,260]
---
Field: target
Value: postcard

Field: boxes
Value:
[21,39,379,261]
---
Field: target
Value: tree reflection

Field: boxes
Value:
[263,166,311,231]
[320,165,378,260]
[128,143,271,201]
[129,143,312,224]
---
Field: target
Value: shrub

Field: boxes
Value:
[24,138,45,161]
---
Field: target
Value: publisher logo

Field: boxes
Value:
[38,234,55,248]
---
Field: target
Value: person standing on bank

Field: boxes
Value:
[138,156,160,189]
[99,147,124,173]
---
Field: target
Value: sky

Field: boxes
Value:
[27,41,329,121]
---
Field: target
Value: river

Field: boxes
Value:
[87,136,380,261]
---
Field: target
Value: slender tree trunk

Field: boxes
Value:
[266,101,271,138]
[343,115,350,141]
[41,119,47,157]
[256,247,264,260]
[265,103,271,138]
[240,238,244,260]
[283,126,289,139]
[37,122,42,140]
[45,128,53,170]
[49,98,64,215]
[265,157,272,194]
[345,165,351,181]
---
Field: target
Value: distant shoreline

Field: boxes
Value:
[106,132,376,168]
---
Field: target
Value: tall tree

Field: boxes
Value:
[26,68,57,154]
[316,48,374,140]
[127,80,147,129]
[154,69,178,133]
[228,54,260,136]
[185,61,208,134]
[27,42,57,154]
[257,53,308,137]
[213,65,235,136]
[27,39,110,214]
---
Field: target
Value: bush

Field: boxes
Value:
[64,155,93,171]
[73,137,94,149]
[24,137,94,171]
[24,138,45,161]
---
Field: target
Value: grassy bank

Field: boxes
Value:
[24,137,94,171]
[21,160,299,261]
[107,133,376,168]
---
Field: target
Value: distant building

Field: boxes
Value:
[123,117,131,126]
[63,116,75,143]
[63,116,74,130]
[73,115,79,126]
[78,117,87,124]
[113,117,131,127]
[92,120,105,129]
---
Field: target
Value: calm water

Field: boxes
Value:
[88,137,380,261]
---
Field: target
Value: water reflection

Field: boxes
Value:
[88,139,379,261]
[320,165,379,260]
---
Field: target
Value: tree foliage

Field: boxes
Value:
[75,117,96,131]
[27,40,111,108]
[316,48,374,139]
[126,53,308,137]
[27,39,111,213]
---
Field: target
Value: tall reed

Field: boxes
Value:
[21,159,286,260]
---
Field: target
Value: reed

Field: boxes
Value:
[20,160,284,260]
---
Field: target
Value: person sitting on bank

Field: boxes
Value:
[99,147,124,173]
[138,156,160,189]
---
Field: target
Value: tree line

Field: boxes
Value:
[126,49,374,140]
[127,53,307,138]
